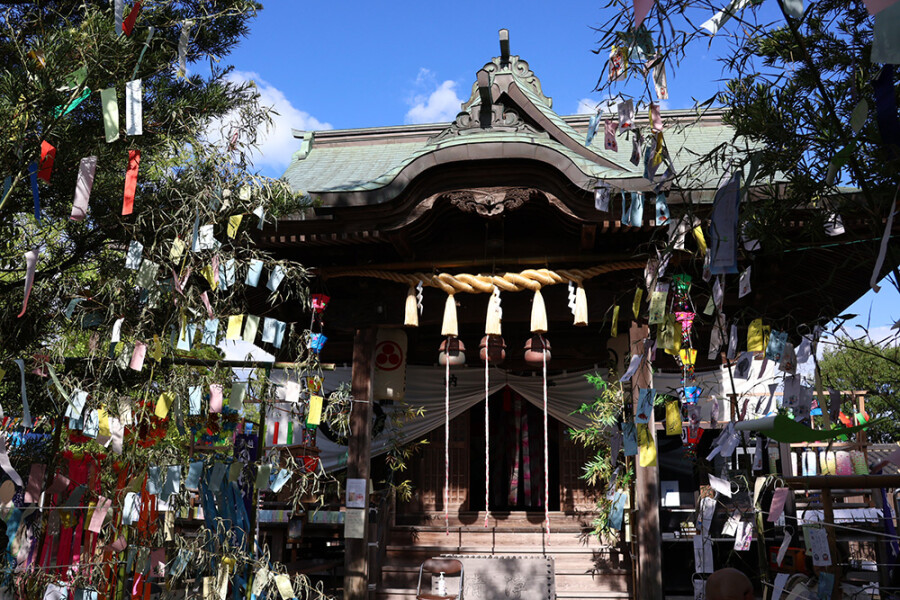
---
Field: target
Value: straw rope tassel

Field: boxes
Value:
[445,350,450,535]
[531,289,548,333]
[574,283,588,326]
[404,286,418,327]
[484,351,490,528]
[442,294,458,337]
[542,334,550,539]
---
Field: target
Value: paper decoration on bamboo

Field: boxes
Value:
[653,59,668,100]
[618,99,635,130]
[637,423,657,467]
[245,259,263,286]
[307,395,324,428]
[655,192,669,224]
[122,150,140,216]
[765,330,788,362]
[125,79,142,135]
[226,315,244,339]
[243,314,259,342]
[267,265,285,292]
[610,305,620,337]
[227,214,243,238]
[17,249,38,318]
[609,490,627,529]
[808,526,831,566]
[738,265,752,298]
[665,400,682,435]
[648,282,668,324]
[630,129,643,165]
[308,333,327,353]
[586,113,600,147]
[594,183,611,211]
[209,384,223,413]
[747,319,768,352]
[701,0,752,34]
[100,87,119,143]
[636,388,655,423]
[70,156,98,221]
[122,0,142,35]
[622,422,638,456]
[604,120,618,152]
[177,21,192,77]
[374,328,407,401]
[622,191,644,226]
[709,172,741,274]
[693,534,714,573]
[734,521,753,550]
[609,46,627,81]
[37,141,56,183]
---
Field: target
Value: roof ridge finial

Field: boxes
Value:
[499,29,510,65]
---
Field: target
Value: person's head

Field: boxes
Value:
[706,568,754,600]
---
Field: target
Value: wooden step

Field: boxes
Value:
[381,551,629,573]
[375,588,631,600]
[380,568,630,591]
[389,528,599,547]
[395,511,600,528]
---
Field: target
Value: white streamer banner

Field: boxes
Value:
[0,434,23,486]
[125,79,142,136]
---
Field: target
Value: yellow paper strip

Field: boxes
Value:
[610,305,620,338]
[632,288,644,319]
[201,264,218,290]
[98,408,111,438]
[692,225,708,256]
[307,394,324,426]
[665,401,682,436]
[169,238,186,261]
[679,348,697,366]
[226,315,244,340]
[637,423,657,467]
[155,391,174,419]
[227,214,243,238]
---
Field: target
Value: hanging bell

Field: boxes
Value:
[523,334,551,367]
[438,337,466,366]
[479,334,506,363]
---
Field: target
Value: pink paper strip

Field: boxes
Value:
[70,156,97,221]
[105,537,127,553]
[209,384,223,413]
[25,464,45,503]
[768,487,789,522]
[634,0,653,27]
[17,249,38,318]
[650,102,663,132]
[864,0,900,15]
[47,474,71,496]
[200,291,214,318]
[129,341,147,371]
[88,497,111,533]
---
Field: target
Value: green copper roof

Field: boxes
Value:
[281,52,743,202]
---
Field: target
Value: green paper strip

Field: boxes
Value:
[131,26,155,82]
[766,414,878,443]
[54,88,91,117]
[100,87,119,143]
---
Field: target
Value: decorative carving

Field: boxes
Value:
[427,55,552,144]
[445,187,538,218]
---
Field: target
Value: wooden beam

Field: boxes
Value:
[499,29,510,63]
[344,327,377,600]
[630,322,662,600]
[580,224,596,251]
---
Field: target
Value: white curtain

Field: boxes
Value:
[269,358,786,471]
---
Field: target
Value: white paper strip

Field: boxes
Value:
[17,250,38,318]
[708,474,733,498]
[619,354,642,382]
[871,194,897,292]
[177,21,192,77]
[114,0,124,35]
[701,0,752,34]
[12,360,32,428]
[111,317,125,343]
[70,156,97,221]
[0,435,23,486]
[772,572,790,600]
[125,79,142,136]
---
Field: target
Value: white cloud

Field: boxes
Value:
[405,68,464,124]
[215,70,332,174]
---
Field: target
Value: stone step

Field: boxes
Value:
[375,588,631,600]
[394,511,599,528]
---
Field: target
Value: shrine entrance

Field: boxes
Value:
[468,387,560,513]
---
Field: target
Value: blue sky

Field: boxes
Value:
[223,1,899,335]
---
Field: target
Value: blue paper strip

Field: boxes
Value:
[28,163,40,225]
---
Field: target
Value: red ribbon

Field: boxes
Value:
[123,149,140,215]
[38,141,56,183]
[122,1,142,36]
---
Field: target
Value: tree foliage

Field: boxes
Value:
[0,1,336,596]
[819,339,900,442]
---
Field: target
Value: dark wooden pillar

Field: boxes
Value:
[630,322,662,600]
[344,327,377,600]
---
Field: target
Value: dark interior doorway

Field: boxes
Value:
[468,387,560,512]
